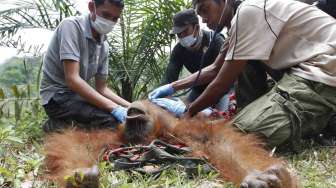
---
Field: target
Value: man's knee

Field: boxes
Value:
[42,94,119,131]
[266,125,291,148]
[42,118,73,133]
[232,121,292,148]
[233,91,293,147]
[86,109,119,130]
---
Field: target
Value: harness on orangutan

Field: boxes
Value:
[101,139,216,178]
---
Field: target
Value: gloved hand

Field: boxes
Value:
[201,107,215,116]
[111,106,127,123]
[148,84,175,100]
[151,97,186,117]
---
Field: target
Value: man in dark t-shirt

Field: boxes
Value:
[161,9,233,111]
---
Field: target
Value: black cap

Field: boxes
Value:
[170,9,199,34]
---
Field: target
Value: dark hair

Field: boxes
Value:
[94,0,124,8]
[192,0,222,7]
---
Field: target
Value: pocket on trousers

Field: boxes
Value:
[233,91,290,138]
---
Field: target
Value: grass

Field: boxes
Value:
[287,144,336,188]
[0,109,335,188]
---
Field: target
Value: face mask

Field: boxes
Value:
[179,34,197,48]
[179,26,200,48]
[91,2,116,35]
[91,15,116,35]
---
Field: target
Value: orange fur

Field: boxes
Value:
[44,100,298,187]
[44,129,123,186]
[173,119,296,186]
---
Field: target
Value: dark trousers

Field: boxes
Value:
[236,60,284,109]
[42,92,119,133]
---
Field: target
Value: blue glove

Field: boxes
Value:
[148,84,175,100]
[111,106,127,123]
[151,98,186,117]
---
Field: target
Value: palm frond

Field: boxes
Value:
[107,0,190,101]
[0,0,77,47]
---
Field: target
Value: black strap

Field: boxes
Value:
[104,139,215,177]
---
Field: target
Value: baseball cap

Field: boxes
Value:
[170,8,199,34]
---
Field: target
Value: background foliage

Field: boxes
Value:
[0,0,335,187]
[0,0,190,102]
[0,0,189,121]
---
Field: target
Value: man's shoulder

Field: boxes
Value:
[172,42,185,54]
[240,0,309,12]
[57,15,86,31]
[239,0,265,8]
[202,29,224,44]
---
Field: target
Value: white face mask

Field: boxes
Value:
[179,26,203,49]
[179,34,198,48]
[90,2,116,35]
[91,15,116,35]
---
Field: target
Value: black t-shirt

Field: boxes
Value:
[162,30,225,92]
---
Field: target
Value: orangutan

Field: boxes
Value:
[44,100,299,188]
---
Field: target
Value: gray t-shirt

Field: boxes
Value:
[40,14,109,105]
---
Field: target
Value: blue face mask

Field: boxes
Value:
[179,34,198,48]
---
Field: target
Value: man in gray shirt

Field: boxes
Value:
[40,0,129,132]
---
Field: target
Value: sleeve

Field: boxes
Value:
[58,19,81,62]
[225,5,285,61]
[213,33,226,53]
[161,46,183,85]
[96,43,109,80]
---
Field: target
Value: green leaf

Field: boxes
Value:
[14,100,22,122]
[5,136,24,144]
[27,84,31,98]
[0,88,5,99]
[11,85,20,98]
[0,167,13,178]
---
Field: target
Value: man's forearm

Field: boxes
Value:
[172,54,225,91]
[100,88,130,107]
[67,77,118,112]
[188,60,247,115]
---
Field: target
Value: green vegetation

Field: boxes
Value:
[0,0,335,187]
[1,110,335,187]
[0,57,42,97]
[0,0,190,101]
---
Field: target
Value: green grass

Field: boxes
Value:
[1,109,335,188]
[287,144,336,188]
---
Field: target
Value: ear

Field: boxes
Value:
[194,24,200,37]
[195,24,200,31]
[88,1,96,21]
